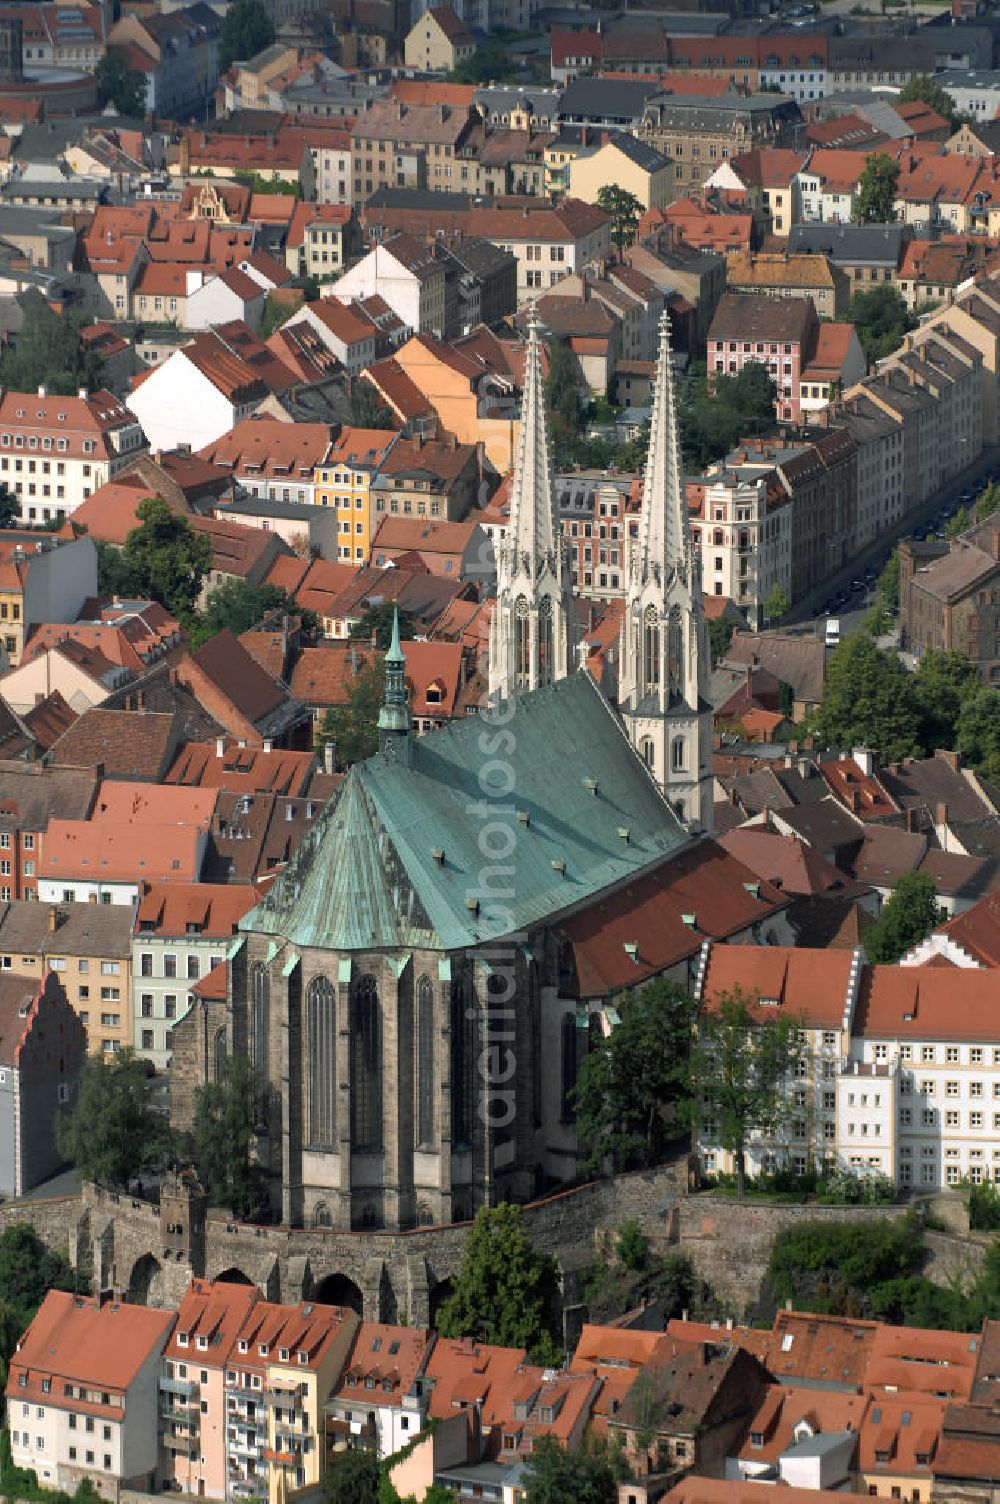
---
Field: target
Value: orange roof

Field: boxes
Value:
[401,640,464,717]
[165,741,316,797]
[802,322,859,380]
[305,297,377,347]
[198,416,332,477]
[333,1322,431,1406]
[865,1326,979,1401]
[69,479,187,546]
[7,1290,174,1415]
[323,426,398,469]
[819,756,897,819]
[700,943,855,1029]
[856,965,1000,1040]
[164,1277,259,1365]
[665,1480,872,1504]
[286,200,353,249]
[803,147,869,193]
[424,1336,532,1428]
[135,881,262,938]
[940,891,1000,966]
[388,79,475,106]
[737,1384,867,1466]
[193,959,227,1002]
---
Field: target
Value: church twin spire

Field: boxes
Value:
[633,312,692,592]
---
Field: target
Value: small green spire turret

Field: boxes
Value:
[378,606,412,761]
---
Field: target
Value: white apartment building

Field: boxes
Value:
[0,387,147,524]
[7,1291,174,1500]
[694,941,1000,1193]
[691,470,792,629]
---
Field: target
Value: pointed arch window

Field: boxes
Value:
[538,596,553,685]
[350,975,382,1152]
[307,975,336,1149]
[642,604,660,697]
[671,736,686,773]
[250,962,269,1110]
[514,596,530,689]
[529,960,542,1129]
[667,609,683,700]
[451,975,477,1148]
[214,1026,227,1082]
[561,1013,578,1123]
[640,737,655,770]
[415,974,435,1149]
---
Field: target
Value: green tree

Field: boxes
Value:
[349,378,396,430]
[118,497,213,621]
[319,655,385,767]
[596,185,644,250]
[0,483,19,528]
[876,549,900,613]
[94,46,147,116]
[324,1447,380,1504]
[448,34,520,84]
[189,579,316,648]
[220,0,275,69]
[0,1224,81,1374]
[912,648,979,751]
[522,1437,618,1504]
[708,615,735,665]
[847,283,914,365]
[573,979,695,1172]
[258,293,300,339]
[898,73,958,129]
[957,687,1000,782]
[437,1204,562,1364]
[192,1055,265,1221]
[811,635,924,763]
[853,152,901,225]
[350,603,415,650]
[769,1216,922,1317]
[866,872,942,964]
[690,988,806,1198]
[976,481,1000,522]
[545,337,584,440]
[680,362,776,470]
[56,1048,170,1191]
[764,585,790,625]
[0,301,104,397]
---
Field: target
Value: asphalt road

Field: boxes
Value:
[785,444,1000,642]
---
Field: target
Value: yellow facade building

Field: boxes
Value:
[313,427,400,565]
[568,135,675,211]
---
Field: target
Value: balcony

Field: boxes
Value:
[230,1435,261,1460]
[265,1384,305,1406]
[160,1377,197,1398]
[160,1403,198,1425]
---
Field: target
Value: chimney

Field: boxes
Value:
[215,736,225,758]
[935,801,948,826]
[47,905,58,933]
[263,738,273,754]
[323,739,335,775]
[906,807,917,833]
[78,387,87,400]
[37,384,46,398]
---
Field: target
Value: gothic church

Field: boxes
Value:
[172,313,714,1232]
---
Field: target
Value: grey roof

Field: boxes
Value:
[0,763,97,834]
[224,496,321,521]
[787,222,905,267]
[642,91,802,131]
[1,180,105,203]
[0,898,134,960]
[475,84,562,116]
[559,77,661,124]
[604,130,671,173]
[243,671,688,952]
[441,236,515,279]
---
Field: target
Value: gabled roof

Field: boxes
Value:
[242,672,688,952]
[7,1290,174,1409]
[699,942,857,1029]
[49,707,177,782]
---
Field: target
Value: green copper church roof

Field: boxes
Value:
[242,672,689,953]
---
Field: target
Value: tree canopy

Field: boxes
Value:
[189,579,316,648]
[436,1203,562,1364]
[98,497,213,621]
[847,284,913,365]
[898,73,958,130]
[0,302,104,397]
[220,0,275,70]
[957,688,1000,783]
[865,872,942,965]
[545,337,584,441]
[192,1054,265,1221]
[596,185,644,251]
[319,655,385,768]
[853,152,900,225]
[521,1438,618,1504]
[350,603,415,650]
[572,979,694,1172]
[810,635,925,763]
[680,362,776,470]
[448,34,520,84]
[691,988,806,1198]
[94,47,147,117]
[56,1049,170,1191]
[349,378,396,430]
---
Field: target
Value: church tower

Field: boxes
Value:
[488,309,573,699]
[618,312,713,833]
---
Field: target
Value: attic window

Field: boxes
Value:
[278,1348,289,1362]
[297,1350,308,1365]
[760,996,780,1007]
[238,1340,248,1353]
[750,1430,763,1448]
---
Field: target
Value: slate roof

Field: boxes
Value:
[243,672,688,951]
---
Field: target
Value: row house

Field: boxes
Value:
[283,202,358,283]
[313,427,401,566]
[793,148,868,226]
[350,97,481,208]
[198,420,333,511]
[787,222,907,295]
[725,249,849,318]
[898,525,1000,683]
[639,92,804,197]
[901,272,1000,443]
[0,388,147,525]
[703,149,808,236]
[689,468,792,628]
[0,971,86,1197]
[895,236,992,311]
[560,476,636,599]
[0,531,96,666]
[109,5,220,119]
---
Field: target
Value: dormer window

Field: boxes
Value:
[177,1333,188,1347]
[238,1340,248,1354]
[297,1351,308,1365]
[750,1430,763,1447]
[196,1336,208,1351]
[279,1348,289,1362]
[258,1344,268,1357]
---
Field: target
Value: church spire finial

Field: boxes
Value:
[507,303,558,572]
[378,607,411,759]
[635,311,688,588]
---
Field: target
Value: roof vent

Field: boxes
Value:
[681,912,697,928]
[743,881,761,899]
[432,847,445,865]
[583,777,598,794]
[517,809,530,826]
[551,858,566,875]
[465,897,480,915]
[624,942,639,961]
[617,826,630,842]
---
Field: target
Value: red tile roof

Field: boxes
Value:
[700,943,855,1029]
